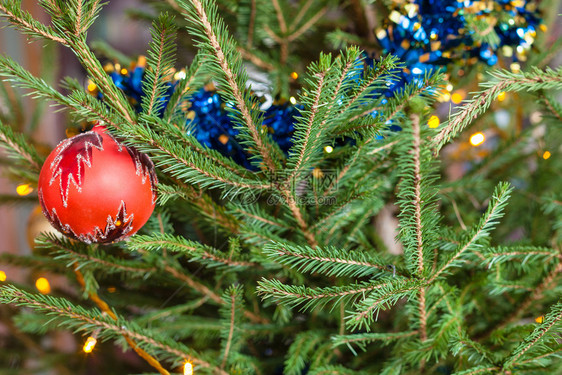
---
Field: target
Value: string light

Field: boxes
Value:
[289,96,297,105]
[174,70,187,80]
[542,151,551,160]
[510,62,521,73]
[451,92,464,104]
[428,115,440,128]
[35,277,51,294]
[290,71,298,80]
[218,134,229,145]
[87,81,97,92]
[183,361,193,375]
[497,91,506,102]
[0,270,6,282]
[469,132,485,147]
[440,92,451,102]
[535,315,544,323]
[83,336,97,353]
[16,183,33,196]
[324,145,334,153]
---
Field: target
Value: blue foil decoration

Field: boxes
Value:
[375,0,543,89]
[95,61,302,169]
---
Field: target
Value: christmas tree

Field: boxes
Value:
[0,0,561,374]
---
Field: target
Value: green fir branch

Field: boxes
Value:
[345,279,424,332]
[429,182,513,282]
[0,285,225,374]
[141,14,178,116]
[262,242,397,278]
[396,114,441,277]
[432,66,562,154]
[175,0,283,171]
[0,1,67,45]
[284,331,324,375]
[127,233,256,269]
[502,299,562,370]
[332,331,418,355]
[219,285,245,370]
[0,120,42,172]
[258,278,408,312]
[481,245,560,268]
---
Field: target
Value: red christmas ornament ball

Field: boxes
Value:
[38,126,157,244]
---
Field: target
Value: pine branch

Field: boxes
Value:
[0,120,42,172]
[162,52,207,121]
[429,182,513,282]
[0,1,67,45]
[284,331,324,375]
[332,331,417,355]
[175,0,282,171]
[485,262,562,339]
[37,235,158,276]
[502,299,562,370]
[163,265,268,325]
[142,14,178,116]
[0,285,226,374]
[451,366,500,375]
[345,279,424,331]
[70,37,138,125]
[115,121,272,194]
[481,245,560,268]
[262,242,398,278]
[307,365,370,375]
[219,286,244,370]
[127,233,257,269]
[258,278,408,312]
[286,6,327,42]
[73,267,171,375]
[432,66,562,154]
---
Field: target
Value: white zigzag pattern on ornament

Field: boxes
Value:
[48,132,104,208]
[39,188,134,244]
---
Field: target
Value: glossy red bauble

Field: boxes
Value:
[38,127,157,244]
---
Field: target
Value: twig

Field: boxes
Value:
[73,266,171,375]
[220,293,237,369]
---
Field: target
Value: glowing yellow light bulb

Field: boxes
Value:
[87,81,97,92]
[510,62,521,73]
[497,91,506,102]
[451,92,463,104]
[0,271,6,282]
[428,115,440,129]
[290,71,298,80]
[469,132,485,147]
[218,134,229,145]
[35,277,51,294]
[289,96,297,105]
[446,84,453,92]
[542,151,551,160]
[16,183,33,196]
[535,315,544,323]
[175,70,187,80]
[83,337,97,353]
[184,362,193,375]
[120,68,128,75]
[324,145,334,154]
[137,55,147,68]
